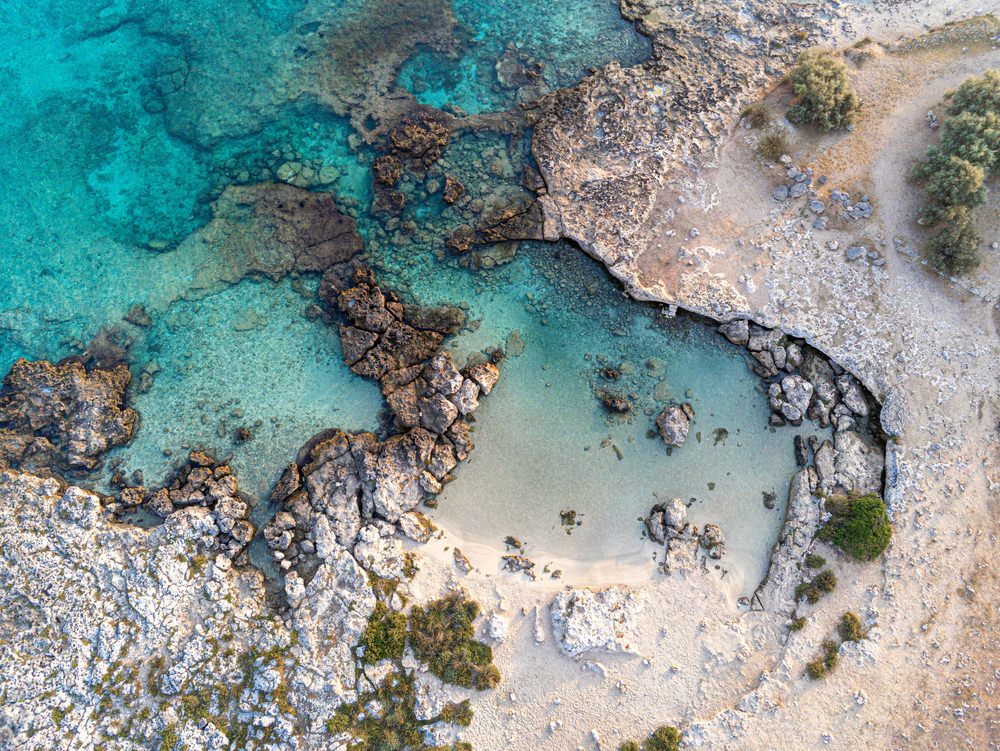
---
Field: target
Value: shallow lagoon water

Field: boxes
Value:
[1,0,824,592]
[429,243,828,594]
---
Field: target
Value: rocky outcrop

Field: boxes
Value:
[265,269,502,579]
[656,403,694,447]
[192,182,365,293]
[0,358,136,474]
[753,468,823,613]
[551,587,642,658]
[108,450,256,560]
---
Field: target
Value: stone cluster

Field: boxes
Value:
[718,319,872,430]
[108,450,257,561]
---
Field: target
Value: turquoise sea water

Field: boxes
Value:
[0,0,822,590]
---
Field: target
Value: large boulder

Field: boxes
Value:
[656,403,694,447]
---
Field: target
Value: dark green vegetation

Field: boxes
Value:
[789,616,807,632]
[806,639,840,680]
[819,494,892,561]
[324,672,472,751]
[912,71,1000,274]
[786,53,861,131]
[360,603,408,663]
[795,568,837,604]
[328,591,498,748]
[839,611,866,642]
[804,553,827,569]
[408,593,501,691]
[619,726,683,751]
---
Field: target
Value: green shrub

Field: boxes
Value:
[795,582,822,604]
[813,569,838,593]
[644,726,682,751]
[804,553,826,569]
[741,102,770,128]
[912,71,998,276]
[807,639,840,680]
[940,111,1000,174]
[408,592,500,690]
[806,658,828,679]
[925,207,982,274]
[786,53,861,131]
[620,742,641,751]
[789,616,807,632]
[946,70,1000,118]
[440,700,474,727]
[160,726,180,751]
[359,603,407,663]
[819,494,892,561]
[916,153,987,221]
[758,130,789,162]
[839,611,865,642]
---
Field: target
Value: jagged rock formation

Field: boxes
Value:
[107,450,257,562]
[265,268,502,581]
[0,358,136,474]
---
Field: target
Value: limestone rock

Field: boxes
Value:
[551,588,641,657]
[656,403,694,447]
[0,358,136,473]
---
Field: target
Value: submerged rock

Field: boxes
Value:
[656,403,694,447]
[551,587,641,657]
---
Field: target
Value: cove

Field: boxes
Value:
[0,0,827,595]
[426,242,829,595]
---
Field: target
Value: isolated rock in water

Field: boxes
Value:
[644,507,667,543]
[701,523,725,559]
[0,358,137,473]
[602,392,633,414]
[551,587,642,657]
[389,108,450,165]
[657,403,694,447]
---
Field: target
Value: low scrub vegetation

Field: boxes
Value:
[819,494,892,561]
[786,52,861,131]
[741,101,770,128]
[839,611,866,642]
[408,592,501,690]
[757,129,789,162]
[620,726,683,751]
[795,568,838,604]
[806,639,841,680]
[912,71,1000,274]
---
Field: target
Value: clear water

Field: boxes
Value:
[0,0,822,591]
[429,243,828,594]
[397,0,652,114]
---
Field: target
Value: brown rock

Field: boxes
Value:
[0,359,136,473]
